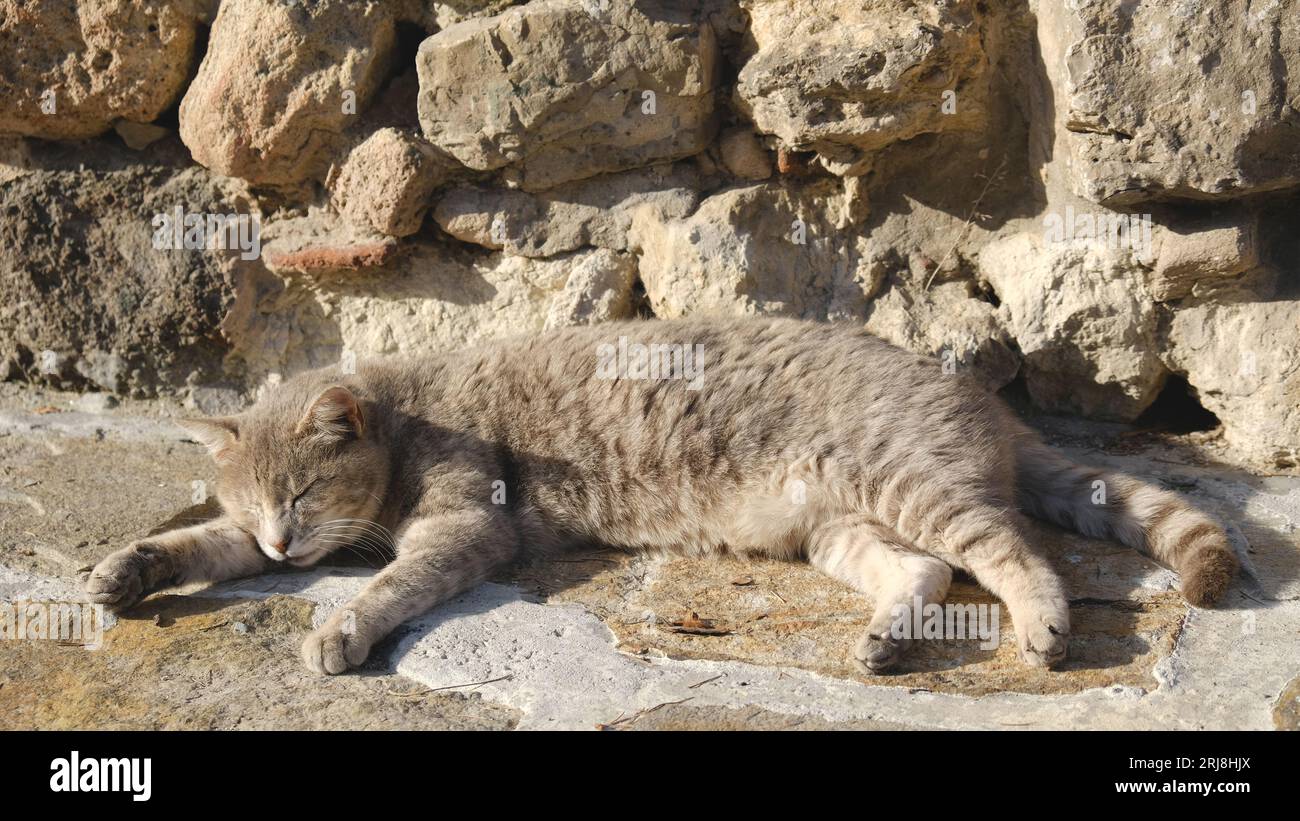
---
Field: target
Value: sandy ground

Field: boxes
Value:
[1,382,1296,730]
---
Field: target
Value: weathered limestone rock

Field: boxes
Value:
[735,0,988,176]
[542,247,639,331]
[1048,0,1300,203]
[415,0,719,190]
[434,163,698,258]
[0,1,200,140]
[1164,299,1300,469]
[179,0,400,186]
[226,245,638,379]
[979,232,1165,420]
[186,384,247,417]
[717,125,772,180]
[330,128,450,237]
[1149,215,1260,301]
[630,183,883,320]
[0,143,248,394]
[864,279,1020,392]
[420,0,522,30]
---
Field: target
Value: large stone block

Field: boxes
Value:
[979,231,1165,420]
[1165,299,1300,469]
[330,128,451,237]
[179,0,400,186]
[416,0,718,190]
[1050,0,1300,203]
[630,182,883,320]
[864,279,1020,392]
[735,0,988,176]
[0,1,200,141]
[434,163,698,258]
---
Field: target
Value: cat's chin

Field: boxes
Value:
[286,547,328,567]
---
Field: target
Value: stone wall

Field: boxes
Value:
[1,0,1297,467]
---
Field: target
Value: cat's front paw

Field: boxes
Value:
[85,545,154,610]
[301,609,372,675]
[1014,602,1070,669]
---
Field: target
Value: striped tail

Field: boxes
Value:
[1014,440,1238,607]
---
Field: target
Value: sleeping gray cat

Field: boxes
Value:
[85,317,1238,674]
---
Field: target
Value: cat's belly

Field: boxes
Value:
[543,453,864,561]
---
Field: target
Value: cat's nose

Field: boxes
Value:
[272,536,290,554]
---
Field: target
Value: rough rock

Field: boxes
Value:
[420,0,523,30]
[0,142,249,395]
[185,385,248,416]
[542,247,641,331]
[330,128,450,237]
[717,125,772,180]
[225,244,638,380]
[863,279,1020,392]
[1276,676,1300,730]
[179,0,401,186]
[0,1,200,141]
[434,162,699,258]
[416,0,719,190]
[1149,214,1260,302]
[979,231,1165,420]
[1046,0,1300,203]
[735,0,988,176]
[261,207,402,276]
[113,121,172,151]
[1164,299,1300,469]
[630,182,883,320]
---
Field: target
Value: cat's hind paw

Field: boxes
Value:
[852,630,907,674]
[301,610,371,675]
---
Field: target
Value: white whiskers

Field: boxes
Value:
[306,518,398,567]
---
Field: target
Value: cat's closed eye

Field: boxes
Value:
[291,479,320,508]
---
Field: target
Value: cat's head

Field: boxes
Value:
[182,384,390,567]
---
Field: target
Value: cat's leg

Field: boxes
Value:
[806,513,952,673]
[301,508,516,675]
[85,517,266,610]
[937,505,1070,668]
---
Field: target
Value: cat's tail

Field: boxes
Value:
[1013,439,1238,607]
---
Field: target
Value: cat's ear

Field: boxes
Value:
[298,386,364,440]
[180,417,240,460]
